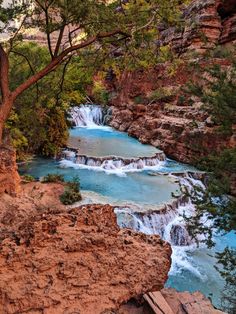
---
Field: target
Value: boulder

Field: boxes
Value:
[0,190,172,314]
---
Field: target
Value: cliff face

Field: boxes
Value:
[108,0,236,165]
[109,64,235,164]
[0,183,172,314]
[159,0,236,53]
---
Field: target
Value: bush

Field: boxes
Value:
[92,80,110,105]
[186,63,236,135]
[21,174,35,182]
[41,173,65,183]
[149,87,174,102]
[60,177,82,205]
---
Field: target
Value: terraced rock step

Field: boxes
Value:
[61,148,166,171]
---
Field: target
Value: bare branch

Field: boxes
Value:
[11,50,40,101]
[54,24,65,57]
[35,0,54,59]
[8,15,28,55]
[55,55,72,105]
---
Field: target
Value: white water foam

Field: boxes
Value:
[59,157,165,176]
[115,176,209,280]
[70,105,105,128]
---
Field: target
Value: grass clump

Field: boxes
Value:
[60,177,82,205]
[41,173,65,183]
[21,174,35,182]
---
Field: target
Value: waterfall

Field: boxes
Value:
[115,200,195,247]
[60,151,166,174]
[70,105,104,127]
[115,175,208,277]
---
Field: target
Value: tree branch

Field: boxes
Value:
[11,30,129,101]
[55,55,72,105]
[35,0,54,59]
[54,24,65,57]
[11,50,40,101]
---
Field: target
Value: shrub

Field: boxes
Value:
[149,87,174,102]
[186,63,236,135]
[42,173,65,183]
[134,95,145,104]
[92,81,110,106]
[60,177,82,205]
[21,174,35,182]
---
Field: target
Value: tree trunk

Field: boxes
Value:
[0,98,21,195]
[0,98,14,144]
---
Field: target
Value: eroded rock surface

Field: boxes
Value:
[108,64,234,165]
[117,289,225,314]
[0,145,20,195]
[0,183,172,314]
[159,0,236,53]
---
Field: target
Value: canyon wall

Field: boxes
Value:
[108,0,236,165]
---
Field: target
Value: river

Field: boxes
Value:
[20,105,236,309]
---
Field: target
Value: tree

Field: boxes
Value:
[6,42,93,159]
[0,0,188,143]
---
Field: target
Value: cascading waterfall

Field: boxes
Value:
[115,174,208,277]
[64,104,167,174]
[70,105,104,127]
[60,150,166,174]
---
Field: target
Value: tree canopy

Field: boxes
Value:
[0,0,190,142]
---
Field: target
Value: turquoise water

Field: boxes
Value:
[20,157,180,205]
[166,232,236,306]
[19,126,236,309]
[68,127,161,157]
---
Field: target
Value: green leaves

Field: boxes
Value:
[6,42,93,159]
[186,60,236,135]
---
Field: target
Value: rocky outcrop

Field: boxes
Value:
[0,183,172,314]
[116,289,225,313]
[142,289,225,314]
[160,288,225,314]
[159,0,236,53]
[0,145,20,195]
[108,64,234,164]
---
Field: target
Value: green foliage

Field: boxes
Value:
[183,148,236,309]
[6,43,93,159]
[60,177,82,205]
[92,81,110,106]
[184,149,236,246]
[186,62,236,135]
[134,95,145,104]
[21,174,35,182]
[149,87,174,102]
[215,248,236,313]
[198,148,236,176]
[41,173,64,183]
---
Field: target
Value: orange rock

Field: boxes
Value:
[0,187,172,314]
[0,145,21,196]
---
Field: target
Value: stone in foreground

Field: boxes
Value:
[0,200,171,314]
